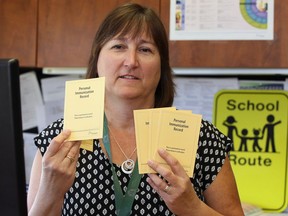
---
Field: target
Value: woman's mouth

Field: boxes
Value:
[119,75,139,80]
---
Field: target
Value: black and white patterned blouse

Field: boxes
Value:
[34,118,232,216]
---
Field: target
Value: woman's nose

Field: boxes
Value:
[124,49,139,68]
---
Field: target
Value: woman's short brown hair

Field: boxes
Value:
[86,3,175,107]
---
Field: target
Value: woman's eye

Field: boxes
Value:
[112,44,124,50]
[140,48,152,53]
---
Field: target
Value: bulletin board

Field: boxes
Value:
[160,0,288,68]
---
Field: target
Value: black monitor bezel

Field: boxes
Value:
[0,59,27,215]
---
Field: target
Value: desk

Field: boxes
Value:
[243,203,288,215]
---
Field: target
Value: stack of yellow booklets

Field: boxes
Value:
[63,77,105,151]
[134,107,202,177]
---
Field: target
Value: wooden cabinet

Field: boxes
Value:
[0,0,37,67]
[1,1,287,68]
[37,0,160,67]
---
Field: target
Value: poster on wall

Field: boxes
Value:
[170,0,274,40]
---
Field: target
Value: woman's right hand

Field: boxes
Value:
[39,129,81,197]
[28,129,81,216]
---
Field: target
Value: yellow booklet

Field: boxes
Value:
[154,110,202,177]
[80,139,94,152]
[149,107,176,168]
[63,77,105,150]
[134,109,152,174]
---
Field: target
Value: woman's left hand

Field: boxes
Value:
[147,148,202,215]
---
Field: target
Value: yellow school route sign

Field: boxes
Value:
[213,90,288,212]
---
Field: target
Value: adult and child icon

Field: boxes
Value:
[223,115,281,153]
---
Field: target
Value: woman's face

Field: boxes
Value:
[97,33,161,104]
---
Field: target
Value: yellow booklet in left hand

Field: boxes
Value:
[153,109,202,177]
[63,77,105,142]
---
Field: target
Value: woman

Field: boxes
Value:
[28,3,244,215]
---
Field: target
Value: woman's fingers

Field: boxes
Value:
[44,129,81,165]
[63,141,81,165]
[147,148,198,215]
[147,148,192,197]
[147,173,172,196]
[148,148,187,184]
[157,148,188,177]
[45,129,72,158]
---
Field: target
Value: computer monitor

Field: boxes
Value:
[0,59,27,215]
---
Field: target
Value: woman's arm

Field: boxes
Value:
[27,130,81,216]
[203,155,244,215]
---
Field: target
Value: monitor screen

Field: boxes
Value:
[0,59,27,215]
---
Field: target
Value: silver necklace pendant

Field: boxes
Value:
[121,159,135,174]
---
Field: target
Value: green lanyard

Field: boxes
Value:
[103,114,142,216]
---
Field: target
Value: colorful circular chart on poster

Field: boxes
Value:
[240,0,268,29]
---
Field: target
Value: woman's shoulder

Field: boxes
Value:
[200,119,219,131]
[199,118,232,151]
[200,119,229,139]
[36,118,64,138]
[34,118,64,154]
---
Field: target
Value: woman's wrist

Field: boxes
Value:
[29,187,64,216]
